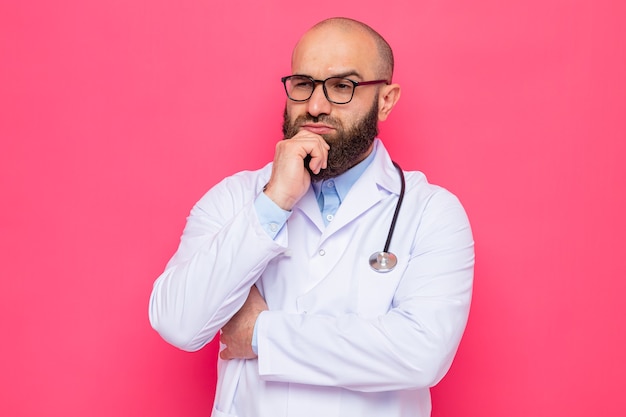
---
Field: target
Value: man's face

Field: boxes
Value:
[283,26,384,181]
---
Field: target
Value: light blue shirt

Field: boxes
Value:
[312,149,374,226]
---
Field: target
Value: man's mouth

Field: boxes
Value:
[300,124,335,135]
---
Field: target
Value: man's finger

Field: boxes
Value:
[220,347,230,360]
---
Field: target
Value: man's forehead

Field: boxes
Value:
[291,27,378,77]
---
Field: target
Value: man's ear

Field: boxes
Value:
[377,83,401,121]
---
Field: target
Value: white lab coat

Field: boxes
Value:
[149,139,474,417]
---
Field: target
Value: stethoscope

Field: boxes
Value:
[369,161,405,273]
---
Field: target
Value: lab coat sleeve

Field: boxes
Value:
[149,172,286,352]
[256,189,474,392]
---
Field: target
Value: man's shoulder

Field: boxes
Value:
[402,169,466,210]
[223,162,273,187]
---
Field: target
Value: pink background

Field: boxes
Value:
[2,1,625,416]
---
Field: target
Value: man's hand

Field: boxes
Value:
[264,131,330,210]
[220,285,268,360]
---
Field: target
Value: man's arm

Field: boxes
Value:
[148,175,283,352]
[149,132,329,352]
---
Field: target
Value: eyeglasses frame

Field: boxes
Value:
[281,75,389,105]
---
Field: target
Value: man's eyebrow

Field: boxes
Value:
[332,70,362,80]
[293,71,363,80]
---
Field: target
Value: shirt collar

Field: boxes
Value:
[312,144,377,202]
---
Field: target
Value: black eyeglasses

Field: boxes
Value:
[281,75,388,104]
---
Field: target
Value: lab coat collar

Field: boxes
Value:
[367,139,403,196]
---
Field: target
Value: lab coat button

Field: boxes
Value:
[319,249,326,256]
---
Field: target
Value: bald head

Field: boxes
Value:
[293,17,394,82]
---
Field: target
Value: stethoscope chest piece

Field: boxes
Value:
[369,251,397,272]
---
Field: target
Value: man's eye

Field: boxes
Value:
[329,79,354,91]
[293,81,312,89]
[334,82,352,90]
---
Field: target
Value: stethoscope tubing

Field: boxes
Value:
[382,161,405,253]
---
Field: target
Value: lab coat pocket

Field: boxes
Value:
[357,253,409,317]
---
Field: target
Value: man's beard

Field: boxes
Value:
[282,99,379,181]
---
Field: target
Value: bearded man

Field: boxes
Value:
[150,17,474,417]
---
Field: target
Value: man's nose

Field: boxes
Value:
[306,83,332,117]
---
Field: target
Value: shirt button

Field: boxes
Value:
[326,214,334,222]
[326,181,334,188]
[269,223,278,232]
[319,249,326,256]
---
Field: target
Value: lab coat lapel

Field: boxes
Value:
[293,186,324,232]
